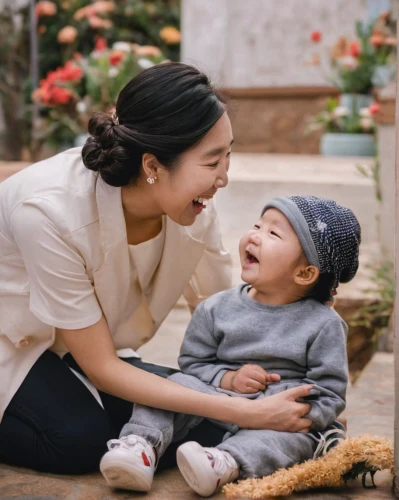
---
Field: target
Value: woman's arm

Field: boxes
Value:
[58,316,313,432]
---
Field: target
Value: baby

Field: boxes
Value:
[100,195,361,497]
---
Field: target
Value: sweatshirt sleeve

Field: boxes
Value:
[178,300,239,386]
[304,317,348,431]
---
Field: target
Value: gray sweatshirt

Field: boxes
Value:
[178,284,348,431]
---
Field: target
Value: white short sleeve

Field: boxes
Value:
[10,199,102,330]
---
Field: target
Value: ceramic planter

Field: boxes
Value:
[320,133,375,157]
[339,93,373,116]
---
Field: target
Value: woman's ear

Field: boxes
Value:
[294,265,320,286]
[142,153,160,179]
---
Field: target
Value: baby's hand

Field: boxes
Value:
[221,364,281,394]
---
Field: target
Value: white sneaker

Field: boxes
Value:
[176,442,239,497]
[100,435,157,491]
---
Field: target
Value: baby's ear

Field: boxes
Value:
[294,265,319,286]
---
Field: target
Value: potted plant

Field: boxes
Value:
[306,98,379,157]
[309,18,391,114]
[369,11,397,88]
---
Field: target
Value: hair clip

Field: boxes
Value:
[111,111,119,126]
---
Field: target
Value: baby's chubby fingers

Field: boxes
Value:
[246,365,281,385]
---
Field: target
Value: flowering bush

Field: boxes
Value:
[32,38,165,146]
[309,14,396,94]
[36,0,180,78]
[306,98,380,135]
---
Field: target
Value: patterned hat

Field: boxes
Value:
[262,195,361,290]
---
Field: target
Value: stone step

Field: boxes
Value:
[217,152,378,246]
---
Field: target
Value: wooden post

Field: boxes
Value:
[394,0,399,496]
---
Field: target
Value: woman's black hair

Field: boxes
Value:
[82,62,228,187]
[306,272,335,304]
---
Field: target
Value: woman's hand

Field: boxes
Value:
[221,365,281,394]
[231,385,313,432]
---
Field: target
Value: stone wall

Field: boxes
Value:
[225,88,338,154]
[181,0,367,88]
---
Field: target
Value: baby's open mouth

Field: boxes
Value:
[246,251,259,263]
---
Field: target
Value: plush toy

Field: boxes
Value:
[223,435,393,499]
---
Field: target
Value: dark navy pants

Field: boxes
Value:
[0,350,224,474]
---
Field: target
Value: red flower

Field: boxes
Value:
[95,36,107,51]
[47,86,73,105]
[348,41,360,58]
[310,31,322,43]
[109,50,124,66]
[60,61,83,82]
[369,102,380,116]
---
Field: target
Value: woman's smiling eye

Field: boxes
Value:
[254,224,260,229]
[207,160,220,167]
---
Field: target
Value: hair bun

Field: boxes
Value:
[82,112,132,187]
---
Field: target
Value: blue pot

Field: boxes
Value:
[339,94,373,116]
[320,133,375,157]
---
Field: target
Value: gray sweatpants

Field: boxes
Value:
[119,373,324,478]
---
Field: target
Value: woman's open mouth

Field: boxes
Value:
[192,197,209,215]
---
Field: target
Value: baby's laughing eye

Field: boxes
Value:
[270,231,281,238]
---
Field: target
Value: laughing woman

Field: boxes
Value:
[0,63,313,474]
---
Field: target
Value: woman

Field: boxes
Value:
[0,63,313,475]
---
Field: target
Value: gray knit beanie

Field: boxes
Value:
[262,195,361,290]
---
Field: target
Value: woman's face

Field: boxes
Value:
[154,112,233,226]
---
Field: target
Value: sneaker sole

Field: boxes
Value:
[100,461,152,492]
[176,443,218,497]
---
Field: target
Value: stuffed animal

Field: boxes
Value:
[223,435,393,499]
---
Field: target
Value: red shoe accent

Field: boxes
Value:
[142,452,151,467]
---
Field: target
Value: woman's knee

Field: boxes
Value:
[44,416,115,474]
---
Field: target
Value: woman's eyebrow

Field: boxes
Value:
[202,139,234,158]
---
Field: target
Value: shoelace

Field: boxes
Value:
[204,447,238,475]
[313,427,347,459]
[107,435,151,459]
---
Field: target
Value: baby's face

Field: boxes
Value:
[239,208,305,290]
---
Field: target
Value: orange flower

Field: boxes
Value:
[92,1,115,13]
[159,26,181,45]
[369,102,380,116]
[348,41,360,58]
[36,1,57,17]
[132,44,162,57]
[88,15,113,29]
[370,33,384,47]
[57,26,78,44]
[109,50,125,66]
[310,31,322,43]
[74,5,96,20]
[95,36,107,51]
